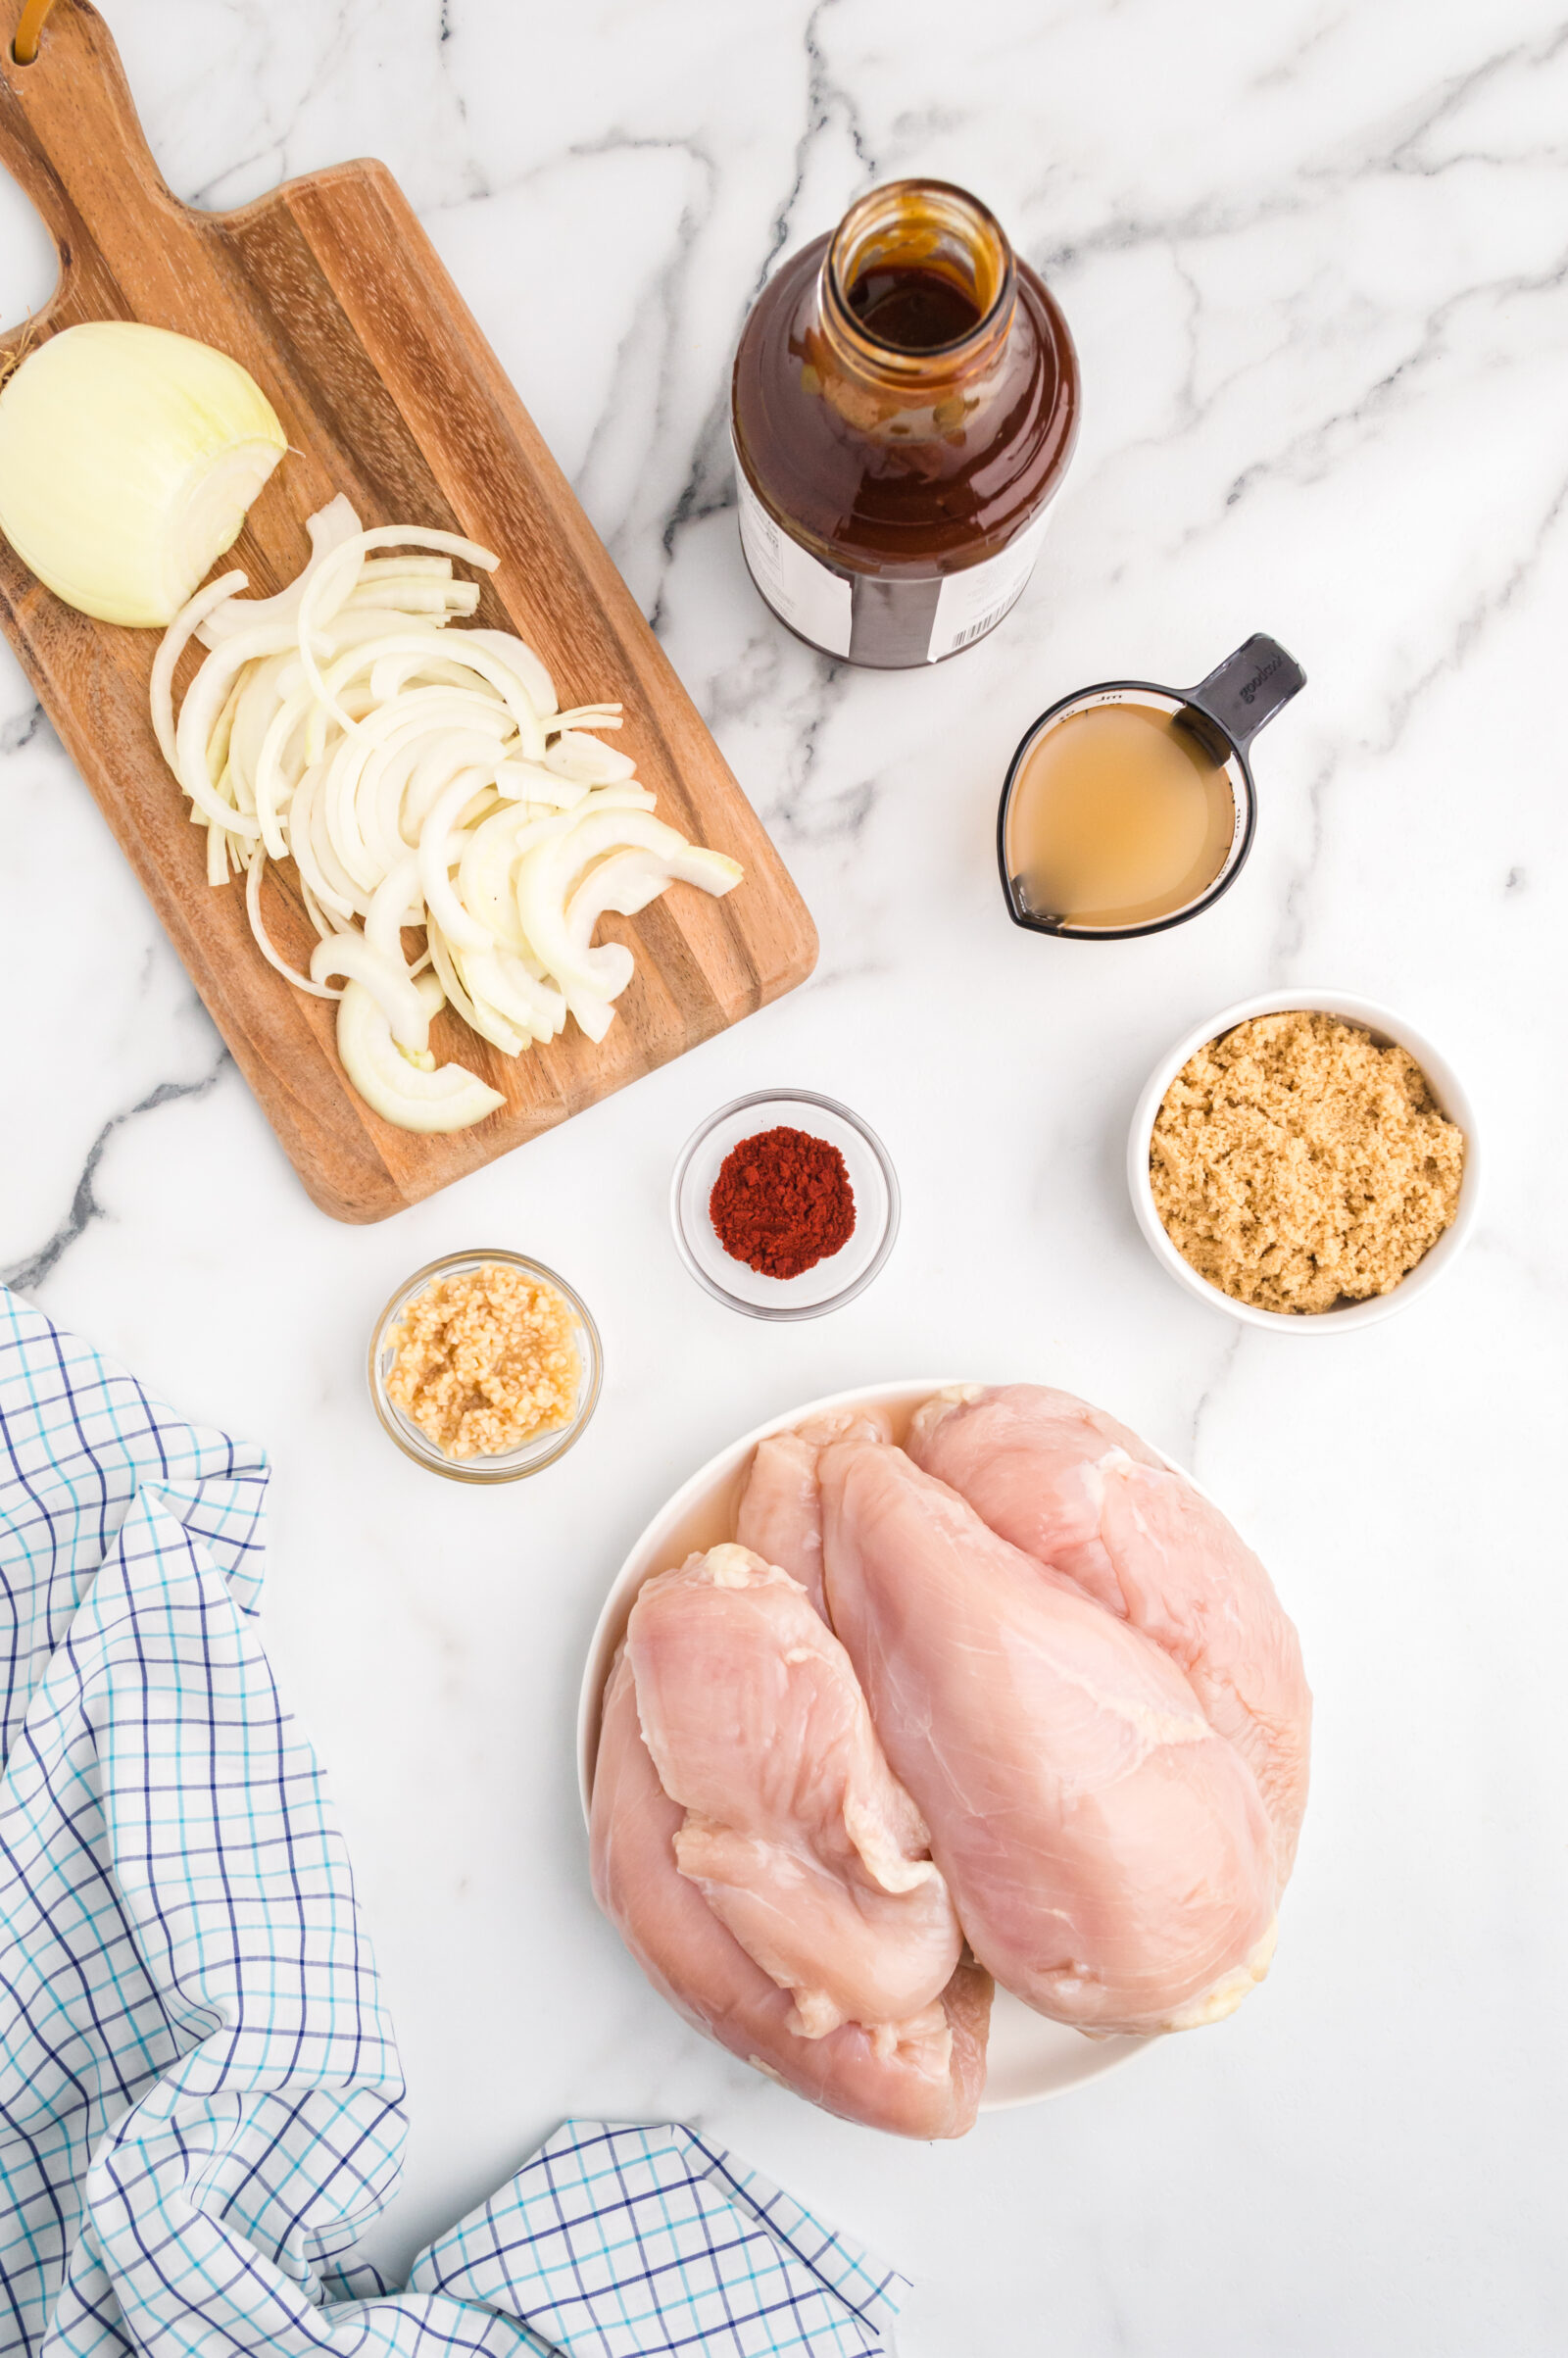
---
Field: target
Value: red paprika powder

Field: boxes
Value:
[709,1125,857,1279]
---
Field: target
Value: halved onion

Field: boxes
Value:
[0,323,286,626]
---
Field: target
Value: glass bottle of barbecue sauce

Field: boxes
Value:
[731,179,1080,668]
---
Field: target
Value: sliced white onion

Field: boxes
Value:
[149,498,744,1134]
[309,932,430,1053]
[319,629,547,759]
[566,847,683,940]
[246,851,343,1000]
[545,730,638,785]
[297,526,500,728]
[299,874,345,944]
[463,628,559,719]
[493,760,586,809]
[457,803,544,953]
[418,766,495,953]
[336,979,503,1133]
[364,856,422,963]
[151,569,247,767]
[285,761,354,921]
[206,822,232,888]
[462,942,567,1040]
[197,495,364,645]
[434,935,532,1056]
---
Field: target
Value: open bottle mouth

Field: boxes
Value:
[825,179,1016,363]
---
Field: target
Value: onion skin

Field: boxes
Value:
[0,321,285,627]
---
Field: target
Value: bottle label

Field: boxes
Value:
[926,509,1051,661]
[735,464,854,657]
[734,452,1050,665]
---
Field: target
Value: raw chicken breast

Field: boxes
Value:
[819,1440,1278,2035]
[907,1384,1163,1597]
[908,1385,1311,1882]
[627,1543,960,2035]
[734,1406,894,1614]
[591,1646,990,2137]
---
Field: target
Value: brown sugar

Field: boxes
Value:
[1150,1010,1465,1314]
[386,1261,579,1458]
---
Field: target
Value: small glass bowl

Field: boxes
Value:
[669,1089,900,1321]
[368,1249,603,1483]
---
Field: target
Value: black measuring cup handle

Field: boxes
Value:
[1186,634,1305,756]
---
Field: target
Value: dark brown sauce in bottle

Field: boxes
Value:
[731,179,1080,666]
[846,263,983,352]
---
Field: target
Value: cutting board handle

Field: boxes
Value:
[1,0,194,324]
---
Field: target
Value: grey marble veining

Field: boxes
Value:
[1,4,1565,2352]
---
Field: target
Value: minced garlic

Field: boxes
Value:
[386,1261,579,1458]
[1150,1010,1465,1314]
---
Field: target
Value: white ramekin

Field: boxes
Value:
[1127,989,1482,1333]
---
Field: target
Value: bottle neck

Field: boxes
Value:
[806,180,1021,443]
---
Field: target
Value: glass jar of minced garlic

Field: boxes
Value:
[385,1259,580,1459]
[1150,1009,1465,1314]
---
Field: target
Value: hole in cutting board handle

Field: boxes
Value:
[12,0,59,66]
[1,0,66,323]
[0,0,197,313]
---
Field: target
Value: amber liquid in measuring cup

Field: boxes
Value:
[731,179,1080,667]
[1004,702,1239,931]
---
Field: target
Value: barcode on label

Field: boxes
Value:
[925,511,1050,661]
[948,578,1028,653]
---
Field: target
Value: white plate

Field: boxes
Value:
[577,1379,1156,2110]
[1127,988,1482,1332]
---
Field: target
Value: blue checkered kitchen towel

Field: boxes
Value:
[0,1284,907,2358]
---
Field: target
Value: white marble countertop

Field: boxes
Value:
[3,2,1565,2350]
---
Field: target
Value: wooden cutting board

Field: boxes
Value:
[0,1,816,1222]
